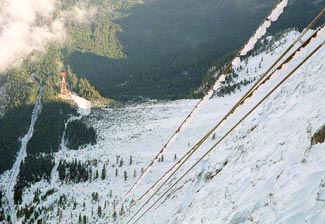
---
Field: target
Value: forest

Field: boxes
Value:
[66,0,322,100]
[0,44,100,179]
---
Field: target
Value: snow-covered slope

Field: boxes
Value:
[2,29,324,224]
[136,30,325,224]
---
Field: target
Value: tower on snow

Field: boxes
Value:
[60,68,70,96]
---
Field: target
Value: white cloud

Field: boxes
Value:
[0,0,65,72]
[67,5,97,24]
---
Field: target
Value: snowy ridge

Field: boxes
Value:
[136,31,325,223]
[239,0,288,56]
[123,29,325,219]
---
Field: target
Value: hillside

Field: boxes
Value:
[67,0,323,100]
[0,28,323,223]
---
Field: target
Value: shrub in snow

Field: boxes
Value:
[311,125,325,146]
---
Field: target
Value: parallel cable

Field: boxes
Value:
[131,40,325,224]
[118,16,324,223]
[125,27,324,224]
[105,1,289,220]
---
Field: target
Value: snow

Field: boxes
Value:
[1,29,324,224]
[70,93,92,115]
[135,29,325,224]
[240,0,288,56]
[110,1,288,202]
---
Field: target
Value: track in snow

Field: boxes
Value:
[51,94,91,185]
[5,82,43,223]
[50,115,81,185]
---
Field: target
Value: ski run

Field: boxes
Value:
[2,84,43,224]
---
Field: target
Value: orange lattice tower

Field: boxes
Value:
[60,69,70,96]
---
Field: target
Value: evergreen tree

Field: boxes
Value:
[101,164,106,180]
[119,158,124,167]
[124,171,127,181]
[98,206,102,217]
[119,205,124,216]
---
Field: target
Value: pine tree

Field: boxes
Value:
[115,168,118,176]
[133,170,136,178]
[83,215,87,224]
[98,206,102,217]
[78,214,82,224]
[101,164,106,180]
[124,171,127,181]
[119,204,124,216]
[119,158,124,167]
[129,156,133,165]
[112,211,117,220]
[174,154,177,160]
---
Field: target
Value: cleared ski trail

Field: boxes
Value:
[5,83,43,223]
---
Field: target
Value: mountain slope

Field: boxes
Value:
[68,0,323,100]
[137,30,325,223]
[1,28,323,223]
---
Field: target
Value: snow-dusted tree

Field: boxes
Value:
[98,206,102,217]
[101,164,106,180]
[119,158,124,167]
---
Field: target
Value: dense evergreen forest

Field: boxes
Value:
[66,120,97,150]
[66,0,323,100]
[14,155,54,205]
[0,45,100,174]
